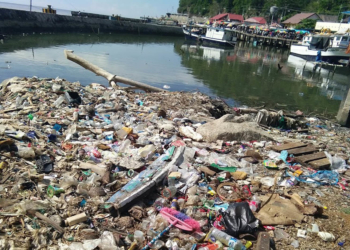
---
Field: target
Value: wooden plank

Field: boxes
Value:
[295,152,326,163]
[256,232,270,250]
[309,158,331,170]
[288,146,318,156]
[271,142,307,152]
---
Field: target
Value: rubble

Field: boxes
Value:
[0,75,350,250]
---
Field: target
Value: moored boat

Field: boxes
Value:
[290,33,350,64]
[182,25,237,47]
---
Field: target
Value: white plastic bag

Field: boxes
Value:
[98,231,118,250]
[179,126,203,141]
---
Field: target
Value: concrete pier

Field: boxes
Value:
[234,30,298,48]
[337,88,350,126]
[0,8,183,36]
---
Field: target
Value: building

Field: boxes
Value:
[282,13,321,28]
[315,21,350,32]
[210,13,244,23]
[244,17,267,25]
[318,14,338,23]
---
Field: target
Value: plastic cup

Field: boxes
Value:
[134,230,144,243]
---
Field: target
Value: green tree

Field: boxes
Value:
[177,0,348,18]
[295,19,317,29]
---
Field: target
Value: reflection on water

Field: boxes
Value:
[177,42,350,117]
[288,55,349,102]
[0,34,349,117]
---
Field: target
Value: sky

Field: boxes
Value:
[3,0,179,18]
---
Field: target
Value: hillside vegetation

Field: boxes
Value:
[178,0,348,21]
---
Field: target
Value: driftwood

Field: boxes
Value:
[64,50,166,92]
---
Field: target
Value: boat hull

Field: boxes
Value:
[290,44,350,64]
[183,28,235,47]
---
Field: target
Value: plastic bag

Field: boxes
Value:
[221,202,260,237]
[325,152,347,173]
[288,170,339,186]
[98,231,118,250]
[179,126,203,141]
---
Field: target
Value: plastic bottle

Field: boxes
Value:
[169,228,181,238]
[249,195,261,212]
[15,95,23,108]
[209,228,243,250]
[141,219,151,231]
[53,96,65,107]
[138,144,156,158]
[150,240,164,249]
[22,100,29,107]
[133,230,144,243]
[153,197,167,211]
[198,242,223,250]
[88,155,102,163]
[137,135,150,145]
[315,189,325,197]
[119,139,131,153]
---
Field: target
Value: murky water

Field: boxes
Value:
[0,33,349,117]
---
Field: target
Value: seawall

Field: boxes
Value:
[0,8,183,36]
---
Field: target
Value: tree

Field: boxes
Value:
[177,0,348,18]
[295,19,317,29]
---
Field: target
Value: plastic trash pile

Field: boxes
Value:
[0,76,350,250]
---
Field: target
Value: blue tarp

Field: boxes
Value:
[341,11,350,15]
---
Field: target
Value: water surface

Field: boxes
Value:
[0,33,349,117]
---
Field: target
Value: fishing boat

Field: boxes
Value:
[290,32,350,64]
[182,25,237,47]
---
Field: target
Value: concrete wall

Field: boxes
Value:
[0,8,183,36]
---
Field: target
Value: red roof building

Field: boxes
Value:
[210,13,243,23]
[244,17,267,25]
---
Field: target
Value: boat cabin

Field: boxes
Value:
[205,27,236,41]
[308,36,332,50]
[332,34,350,48]
[301,35,312,46]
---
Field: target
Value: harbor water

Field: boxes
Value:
[1,33,349,117]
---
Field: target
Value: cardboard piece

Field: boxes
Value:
[256,194,304,225]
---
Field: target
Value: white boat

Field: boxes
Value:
[182,25,237,47]
[290,33,350,64]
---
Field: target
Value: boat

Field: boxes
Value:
[182,25,237,47]
[290,33,350,64]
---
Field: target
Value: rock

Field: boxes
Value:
[196,114,273,142]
